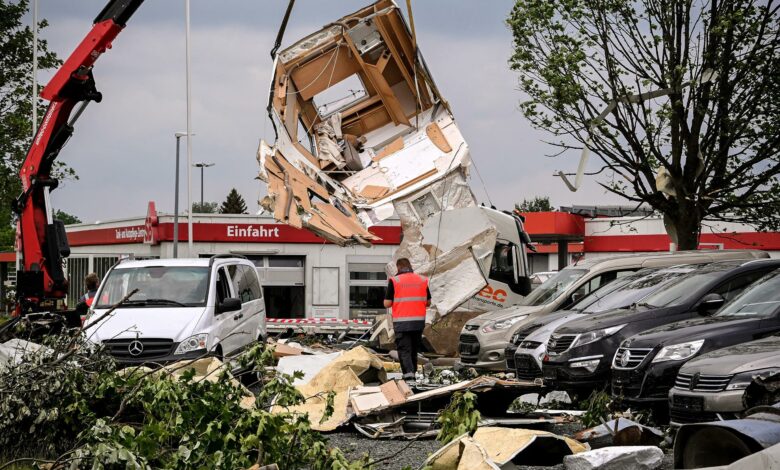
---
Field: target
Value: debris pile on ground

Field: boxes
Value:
[273,345,386,431]
[563,446,664,470]
[575,418,664,449]
[424,427,588,469]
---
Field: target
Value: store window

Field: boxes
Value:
[348,263,388,320]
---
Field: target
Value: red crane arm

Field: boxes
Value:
[14,0,143,313]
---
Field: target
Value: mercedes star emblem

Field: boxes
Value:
[619,349,631,367]
[127,340,144,357]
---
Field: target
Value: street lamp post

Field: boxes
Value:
[193,162,215,206]
[173,132,194,258]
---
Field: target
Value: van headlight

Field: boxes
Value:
[725,368,779,391]
[652,339,704,363]
[174,333,209,355]
[481,315,528,333]
[571,324,626,348]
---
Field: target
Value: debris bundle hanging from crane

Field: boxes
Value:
[257,0,531,317]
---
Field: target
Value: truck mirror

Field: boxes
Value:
[513,276,532,296]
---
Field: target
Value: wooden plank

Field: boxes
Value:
[394,168,438,192]
[426,122,452,153]
[372,136,404,162]
[290,46,360,102]
[364,62,410,127]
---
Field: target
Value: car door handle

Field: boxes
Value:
[233,313,244,320]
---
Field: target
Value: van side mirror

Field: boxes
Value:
[217,297,242,314]
[697,293,725,315]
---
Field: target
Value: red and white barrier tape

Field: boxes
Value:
[267,317,373,326]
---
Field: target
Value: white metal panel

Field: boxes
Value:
[313,267,339,306]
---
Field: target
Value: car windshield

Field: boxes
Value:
[575,267,694,313]
[716,271,780,317]
[641,263,738,308]
[520,268,588,306]
[95,266,210,308]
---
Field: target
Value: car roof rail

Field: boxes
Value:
[209,253,248,267]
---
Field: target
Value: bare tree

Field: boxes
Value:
[508,0,780,249]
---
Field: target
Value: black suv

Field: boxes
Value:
[612,267,780,407]
[542,259,780,397]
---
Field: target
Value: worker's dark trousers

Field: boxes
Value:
[395,329,423,379]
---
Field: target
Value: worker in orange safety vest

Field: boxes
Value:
[79,272,100,307]
[384,258,431,381]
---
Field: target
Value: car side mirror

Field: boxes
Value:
[216,297,242,314]
[697,293,725,315]
[571,292,584,304]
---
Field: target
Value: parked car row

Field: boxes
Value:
[457,250,780,423]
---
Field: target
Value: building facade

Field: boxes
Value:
[60,203,780,321]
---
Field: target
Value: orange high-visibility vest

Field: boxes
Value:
[390,272,428,324]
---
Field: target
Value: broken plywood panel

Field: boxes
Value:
[350,379,413,416]
[257,142,380,247]
[274,346,386,431]
[425,427,587,469]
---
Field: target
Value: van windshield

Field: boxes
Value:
[95,266,210,308]
[519,268,588,307]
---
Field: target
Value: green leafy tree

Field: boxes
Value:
[220,188,248,214]
[192,201,218,214]
[0,0,70,251]
[508,0,780,249]
[516,196,554,212]
[53,209,81,225]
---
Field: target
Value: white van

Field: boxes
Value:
[84,256,266,364]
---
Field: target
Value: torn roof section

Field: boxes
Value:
[258,0,471,246]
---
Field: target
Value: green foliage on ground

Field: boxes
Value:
[0,334,371,469]
[436,391,481,444]
[579,390,612,428]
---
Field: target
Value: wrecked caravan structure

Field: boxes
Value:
[257,1,533,316]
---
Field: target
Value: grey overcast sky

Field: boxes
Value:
[34,0,622,222]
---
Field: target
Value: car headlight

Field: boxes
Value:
[481,315,528,333]
[652,339,704,363]
[725,368,779,391]
[174,333,209,355]
[571,324,626,348]
[569,358,601,373]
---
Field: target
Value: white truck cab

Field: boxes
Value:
[84,256,266,364]
[461,207,533,312]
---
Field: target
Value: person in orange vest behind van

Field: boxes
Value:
[384,258,431,381]
[79,273,100,307]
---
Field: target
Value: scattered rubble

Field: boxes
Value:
[424,427,587,469]
[699,442,780,470]
[273,346,386,431]
[575,418,664,449]
[0,338,51,371]
[673,403,780,468]
[563,446,664,470]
